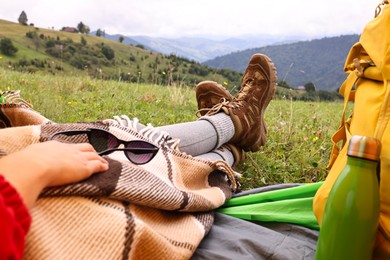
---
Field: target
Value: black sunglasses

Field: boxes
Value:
[50,128,159,165]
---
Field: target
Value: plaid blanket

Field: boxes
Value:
[0,91,239,259]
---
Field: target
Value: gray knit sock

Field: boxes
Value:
[196,147,235,167]
[199,113,235,149]
[212,145,235,166]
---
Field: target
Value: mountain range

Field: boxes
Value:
[1,18,360,92]
[102,32,359,90]
[203,34,360,90]
[101,33,307,62]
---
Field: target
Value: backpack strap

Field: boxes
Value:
[327,72,357,168]
[375,0,389,17]
[326,40,375,169]
[374,77,390,139]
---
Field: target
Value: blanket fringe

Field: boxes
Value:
[213,160,241,192]
[104,115,181,150]
[0,90,33,109]
[105,115,240,192]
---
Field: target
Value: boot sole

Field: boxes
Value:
[248,54,278,152]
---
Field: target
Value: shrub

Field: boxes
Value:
[188,63,210,76]
[45,40,55,48]
[101,45,115,60]
[0,38,18,56]
[26,31,36,39]
[81,37,87,46]
[70,55,90,69]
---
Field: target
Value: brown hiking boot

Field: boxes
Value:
[196,81,233,116]
[205,54,277,152]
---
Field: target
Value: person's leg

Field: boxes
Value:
[109,53,276,167]
[196,144,244,168]
[157,113,234,156]
[109,114,239,167]
[119,53,275,164]
[198,54,277,152]
[158,115,240,167]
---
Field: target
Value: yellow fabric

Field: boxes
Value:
[313,2,390,258]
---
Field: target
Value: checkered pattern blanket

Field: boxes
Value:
[0,91,238,259]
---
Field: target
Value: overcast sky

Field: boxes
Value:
[0,0,379,39]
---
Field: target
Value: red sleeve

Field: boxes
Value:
[0,175,32,260]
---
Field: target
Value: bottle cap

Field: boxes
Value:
[347,135,381,161]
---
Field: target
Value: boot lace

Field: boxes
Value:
[213,160,241,192]
[200,82,254,117]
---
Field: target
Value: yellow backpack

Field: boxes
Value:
[313,1,390,258]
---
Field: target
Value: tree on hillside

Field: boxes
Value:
[119,36,124,43]
[77,22,85,33]
[77,22,90,34]
[278,80,291,89]
[101,45,115,60]
[304,82,316,92]
[18,11,28,25]
[96,29,102,37]
[84,25,90,35]
[0,38,18,56]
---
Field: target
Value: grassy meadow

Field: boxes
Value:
[0,68,345,190]
[0,19,242,87]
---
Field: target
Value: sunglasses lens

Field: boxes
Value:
[89,129,120,152]
[125,141,158,164]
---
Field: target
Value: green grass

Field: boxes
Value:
[0,68,198,123]
[0,68,344,190]
[239,99,343,189]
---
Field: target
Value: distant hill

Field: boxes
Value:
[101,33,306,62]
[203,35,360,90]
[0,18,359,93]
[0,19,242,87]
[100,33,142,46]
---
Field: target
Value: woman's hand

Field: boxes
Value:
[0,141,109,208]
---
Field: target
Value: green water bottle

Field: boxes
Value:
[315,135,381,260]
